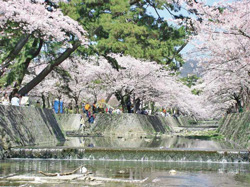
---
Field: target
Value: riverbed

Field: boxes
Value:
[1,159,250,186]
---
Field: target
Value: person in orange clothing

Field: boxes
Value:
[163,108,167,117]
[85,102,91,117]
[85,102,90,111]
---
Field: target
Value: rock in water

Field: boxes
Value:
[118,170,125,174]
[152,178,161,183]
[80,166,88,174]
[169,170,176,175]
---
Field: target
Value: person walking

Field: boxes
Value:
[127,100,132,113]
[82,102,86,113]
[92,102,97,113]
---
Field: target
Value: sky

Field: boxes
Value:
[146,0,234,75]
[147,0,234,57]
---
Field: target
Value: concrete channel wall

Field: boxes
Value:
[56,113,184,136]
[0,145,4,159]
[0,105,65,150]
[88,113,177,136]
[0,106,195,159]
[55,114,81,132]
[218,111,250,149]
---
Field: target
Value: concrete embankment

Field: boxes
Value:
[56,113,186,136]
[0,145,5,159]
[0,105,65,151]
[91,113,174,136]
[56,114,81,132]
[218,111,250,149]
[53,113,210,136]
[0,106,191,149]
[0,106,201,159]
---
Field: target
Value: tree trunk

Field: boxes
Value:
[93,93,97,104]
[42,93,46,108]
[233,93,242,113]
[17,39,43,88]
[74,97,79,113]
[133,93,136,113]
[10,39,43,97]
[115,91,125,112]
[141,97,144,109]
[149,101,155,114]
[0,34,31,77]
[121,98,126,112]
[105,93,113,103]
[46,95,51,109]
[18,41,80,95]
[166,42,187,65]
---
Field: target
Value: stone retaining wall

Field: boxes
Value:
[218,111,250,149]
[0,105,65,151]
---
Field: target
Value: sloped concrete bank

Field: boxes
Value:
[0,106,196,159]
[56,113,183,136]
[0,105,65,153]
[91,113,174,136]
[0,145,5,159]
[218,111,250,149]
[55,114,81,132]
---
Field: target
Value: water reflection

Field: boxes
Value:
[62,136,241,150]
[1,159,250,187]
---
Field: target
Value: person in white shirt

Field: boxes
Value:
[11,93,20,106]
[116,108,121,114]
[20,94,30,106]
[1,93,10,105]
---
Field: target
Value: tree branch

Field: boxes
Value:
[166,42,187,64]
[18,41,80,95]
[0,34,31,76]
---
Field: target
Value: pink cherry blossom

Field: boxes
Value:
[0,0,87,45]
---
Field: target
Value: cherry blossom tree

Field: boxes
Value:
[195,62,250,115]
[22,56,107,108]
[77,55,215,118]
[164,0,250,114]
[24,53,216,118]
[189,0,250,113]
[0,0,87,95]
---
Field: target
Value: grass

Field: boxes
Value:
[179,130,225,140]
[235,174,250,184]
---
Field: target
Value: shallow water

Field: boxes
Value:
[1,159,250,186]
[62,136,241,150]
[1,136,247,186]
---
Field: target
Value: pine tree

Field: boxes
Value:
[60,0,187,69]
